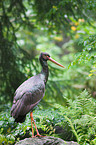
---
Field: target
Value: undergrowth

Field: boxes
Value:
[0,90,96,145]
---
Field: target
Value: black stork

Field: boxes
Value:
[11,52,65,137]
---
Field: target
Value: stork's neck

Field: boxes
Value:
[40,60,49,85]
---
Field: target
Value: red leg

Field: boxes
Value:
[30,112,43,137]
[30,112,35,137]
[33,120,42,137]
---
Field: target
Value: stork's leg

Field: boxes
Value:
[30,112,42,137]
[30,112,34,137]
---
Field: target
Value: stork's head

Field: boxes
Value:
[39,52,65,68]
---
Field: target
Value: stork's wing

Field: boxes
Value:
[11,75,45,119]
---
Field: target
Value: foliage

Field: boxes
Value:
[0,0,96,145]
[0,90,96,145]
[33,0,96,31]
[61,90,96,144]
[0,0,96,102]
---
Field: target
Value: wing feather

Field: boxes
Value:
[11,81,45,120]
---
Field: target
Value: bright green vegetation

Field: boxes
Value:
[0,0,96,145]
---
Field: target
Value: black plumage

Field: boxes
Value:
[11,52,64,137]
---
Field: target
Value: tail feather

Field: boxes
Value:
[15,115,26,123]
[11,99,22,119]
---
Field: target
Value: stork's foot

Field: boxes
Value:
[32,134,45,138]
[34,134,45,137]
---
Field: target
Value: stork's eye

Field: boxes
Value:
[42,54,47,60]
[42,53,50,60]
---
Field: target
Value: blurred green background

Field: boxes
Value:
[0,0,96,144]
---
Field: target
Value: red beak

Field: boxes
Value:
[47,56,65,68]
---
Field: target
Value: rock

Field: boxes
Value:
[15,136,79,145]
